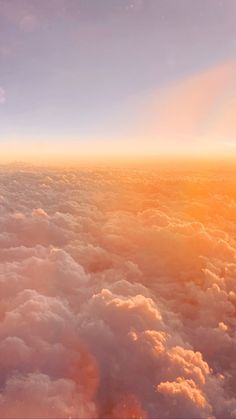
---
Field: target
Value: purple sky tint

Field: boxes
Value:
[0,0,236,153]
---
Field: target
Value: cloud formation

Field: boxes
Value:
[0,87,5,104]
[0,163,235,418]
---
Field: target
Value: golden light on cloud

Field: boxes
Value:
[1,1,236,417]
[0,162,236,418]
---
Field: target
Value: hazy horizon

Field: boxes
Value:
[1,0,236,159]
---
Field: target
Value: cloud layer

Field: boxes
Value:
[0,162,236,418]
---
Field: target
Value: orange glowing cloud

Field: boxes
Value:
[0,163,236,417]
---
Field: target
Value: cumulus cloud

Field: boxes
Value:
[0,163,235,417]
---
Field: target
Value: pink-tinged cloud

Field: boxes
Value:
[133,59,236,150]
[19,14,37,32]
[0,1,37,32]
[0,163,235,417]
[0,87,6,104]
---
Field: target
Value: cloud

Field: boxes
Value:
[0,163,235,417]
[0,87,6,104]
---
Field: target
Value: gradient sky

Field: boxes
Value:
[0,0,236,159]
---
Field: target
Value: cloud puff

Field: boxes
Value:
[0,163,236,417]
[0,87,6,104]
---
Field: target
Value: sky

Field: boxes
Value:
[0,0,236,161]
